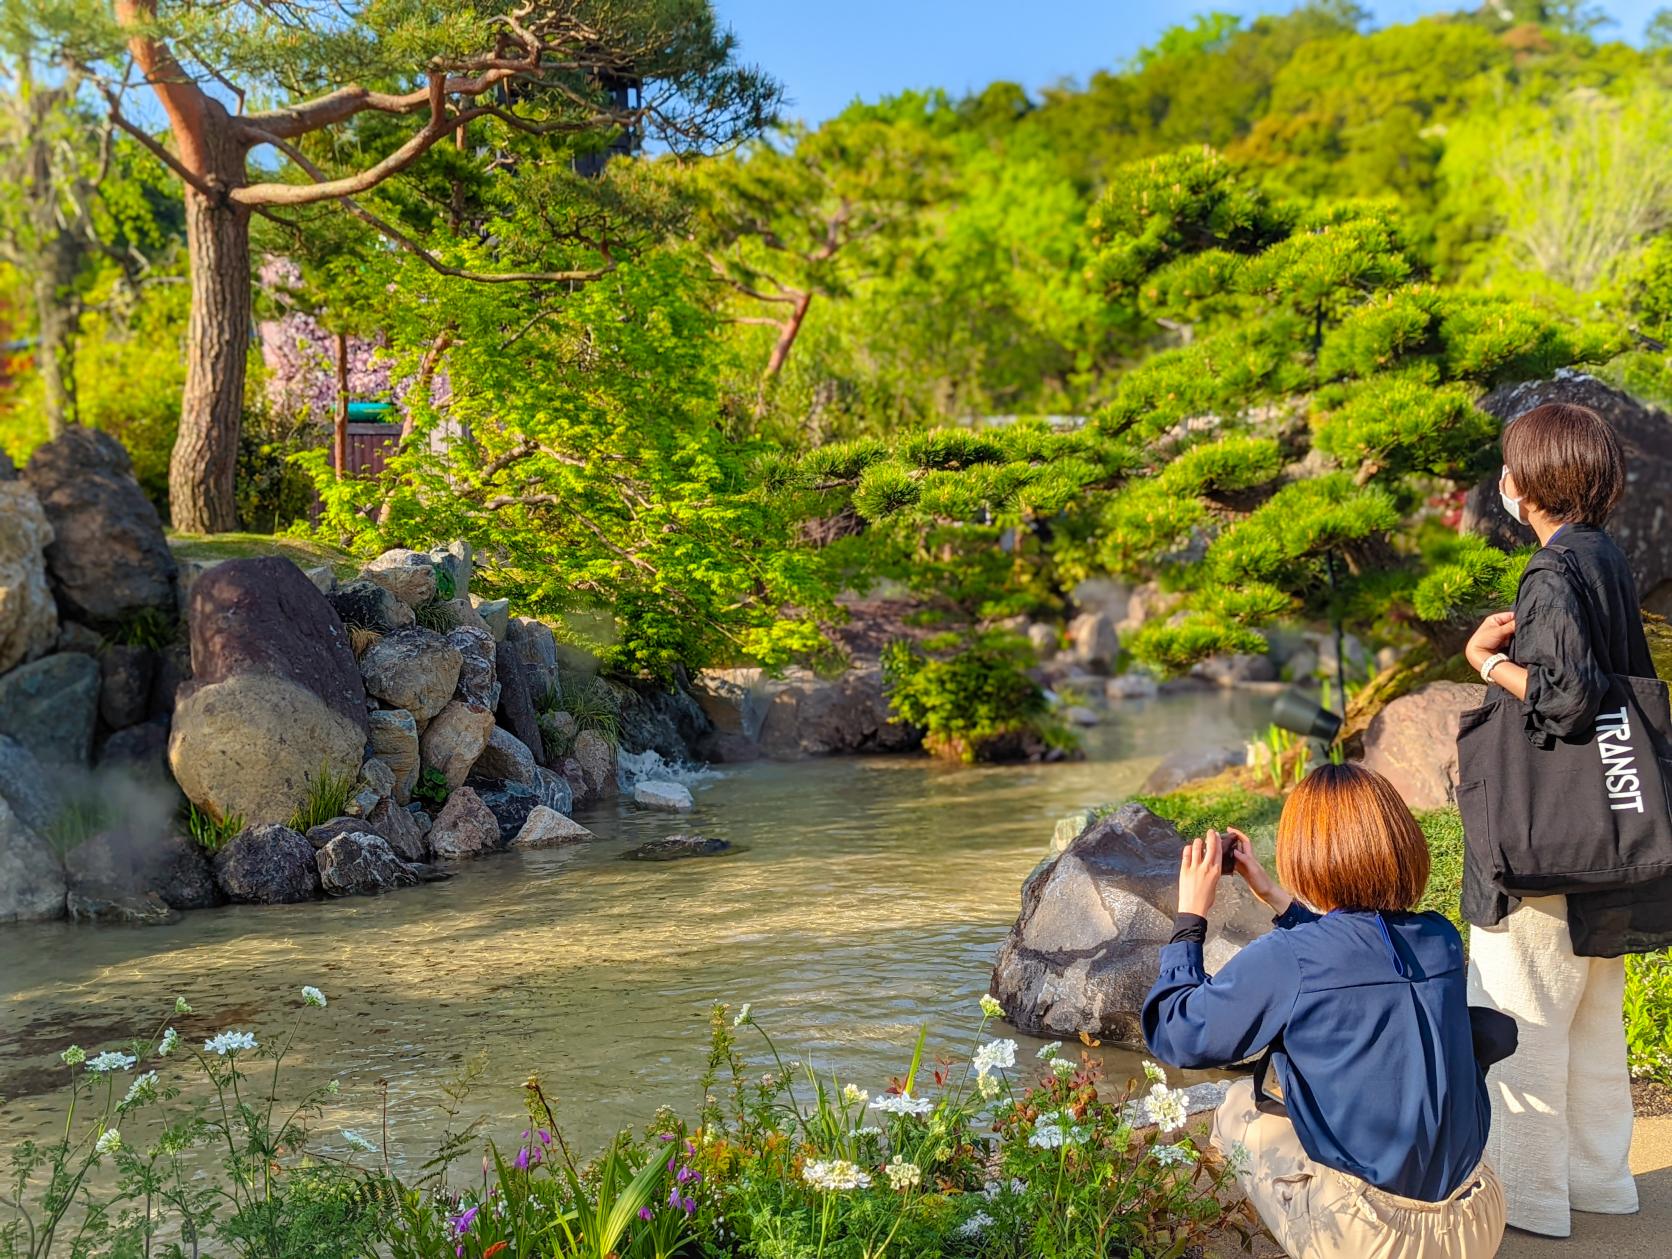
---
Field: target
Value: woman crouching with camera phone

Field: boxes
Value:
[1142,764,1511,1259]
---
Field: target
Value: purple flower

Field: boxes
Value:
[676,1165,699,1185]
[668,1186,682,1209]
[538,1129,552,1146]
[513,1145,541,1171]
[657,1132,676,1142]
[681,1195,697,1215]
[638,1206,654,1222]
[450,1205,479,1237]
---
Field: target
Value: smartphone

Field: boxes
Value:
[1219,829,1239,875]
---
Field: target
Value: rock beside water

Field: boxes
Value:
[510,806,593,848]
[623,834,731,861]
[213,824,320,904]
[0,793,66,922]
[1139,744,1246,795]
[427,787,501,860]
[0,478,60,674]
[633,780,694,811]
[1360,681,1483,811]
[989,803,1271,1046]
[317,832,413,896]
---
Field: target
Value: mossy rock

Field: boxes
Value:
[168,532,362,582]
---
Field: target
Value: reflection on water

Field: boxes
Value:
[0,689,1268,1163]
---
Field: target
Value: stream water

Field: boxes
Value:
[0,688,1269,1167]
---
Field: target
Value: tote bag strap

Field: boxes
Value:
[1525,543,1618,677]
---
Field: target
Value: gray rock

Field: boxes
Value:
[316,831,413,896]
[1190,653,1279,688]
[0,792,66,922]
[1064,705,1101,727]
[0,734,65,834]
[366,796,427,862]
[0,478,60,673]
[428,540,472,600]
[328,580,414,633]
[533,766,574,816]
[367,708,420,804]
[212,824,320,904]
[472,597,510,641]
[426,786,500,860]
[506,618,558,701]
[99,644,157,730]
[1360,681,1485,811]
[494,640,546,768]
[22,426,176,626]
[472,781,541,845]
[346,786,380,817]
[1105,672,1160,701]
[616,680,711,762]
[474,726,538,786]
[148,642,191,718]
[1026,622,1059,659]
[56,621,103,655]
[360,628,462,724]
[990,803,1272,1045]
[1140,744,1246,794]
[510,805,593,848]
[360,757,395,801]
[302,565,338,595]
[420,700,495,788]
[97,719,178,803]
[572,728,617,797]
[303,817,365,850]
[720,666,916,759]
[64,829,219,912]
[360,549,437,609]
[633,779,694,811]
[560,756,591,809]
[1067,611,1120,671]
[0,651,100,766]
[623,834,731,861]
[447,624,498,709]
[66,887,179,926]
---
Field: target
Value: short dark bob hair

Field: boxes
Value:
[1502,402,1625,525]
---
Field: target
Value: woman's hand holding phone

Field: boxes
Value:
[1177,827,1295,919]
[1226,827,1292,917]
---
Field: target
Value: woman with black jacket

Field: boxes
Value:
[1462,401,1672,1237]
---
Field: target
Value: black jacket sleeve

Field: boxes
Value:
[1514,565,1610,742]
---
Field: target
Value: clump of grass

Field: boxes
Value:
[414,598,459,633]
[287,764,358,833]
[183,802,244,852]
[535,673,621,759]
[347,624,382,657]
[107,606,180,651]
[44,796,117,857]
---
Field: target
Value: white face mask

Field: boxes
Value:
[1499,466,1526,525]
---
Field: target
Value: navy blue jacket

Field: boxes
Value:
[1142,903,1490,1202]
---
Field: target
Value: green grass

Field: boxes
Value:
[414,598,459,632]
[1414,806,1465,928]
[44,795,117,858]
[1133,781,1286,852]
[183,801,244,852]
[168,531,362,580]
[287,764,358,833]
[535,673,621,760]
[1625,950,1672,1085]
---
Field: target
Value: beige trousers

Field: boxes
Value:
[1212,1078,1506,1259]
[1466,894,1638,1237]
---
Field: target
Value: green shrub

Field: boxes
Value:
[882,630,1073,762]
[287,765,358,833]
[1626,951,1672,1086]
[535,673,622,761]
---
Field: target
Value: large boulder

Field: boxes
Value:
[474,725,538,786]
[0,652,100,765]
[505,618,558,701]
[365,796,427,862]
[1066,611,1120,671]
[0,735,65,834]
[360,549,437,609]
[316,831,413,896]
[426,786,501,860]
[367,708,420,804]
[1466,375,1672,615]
[571,728,617,798]
[327,580,415,633]
[447,624,498,710]
[98,717,175,787]
[623,834,731,861]
[0,793,66,922]
[420,700,495,789]
[634,779,694,811]
[990,803,1272,1045]
[0,478,60,673]
[360,628,461,724]
[617,678,713,762]
[99,644,157,731]
[22,427,176,626]
[169,559,368,825]
[472,780,541,845]
[533,766,574,816]
[1140,744,1247,794]
[1360,681,1485,811]
[212,824,320,904]
[707,666,917,760]
[493,640,546,768]
[64,829,220,913]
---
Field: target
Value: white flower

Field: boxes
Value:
[1142,1060,1167,1086]
[1036,1041,1062,1060]
[979,994,1004,1019]
[971,1038,1017,1077]
[871,1092,934,1117]
[841,1083,868,1106]
[1152,1141,1195,1167]
[1051,1058,1076,1078]
[203,1031,258,1057]
[1226,1141,1253,1173]
[1028,1110,1088,1149]
[157,1028,179,1057]
[95,1129,122,1156]
[121,1072,158,1109]
[1143,1083,1190,1135]
[341,1129,378,1153]
[301,986,327,1008]
[60,1045,86,1066]
[978,1072,1002,1099]
[326,1079,340,1095]
[885,1155,922,1191]
[87,1051,137,1074]
[854,1125,883,1139]
[173,997,192,1014]
[956,1211,994,1238]
[802,1159,870,1191]
[733,1003,752,1028]
[983,1177,1026,1198]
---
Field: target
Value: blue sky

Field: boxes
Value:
[710,1,1667,125]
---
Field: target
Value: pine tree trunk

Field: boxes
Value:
[168,131,251,534]
[31,234,82,438]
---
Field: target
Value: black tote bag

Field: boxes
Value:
[1455,569,1672,898]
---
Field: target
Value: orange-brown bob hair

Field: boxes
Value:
[1276,763,1430,913]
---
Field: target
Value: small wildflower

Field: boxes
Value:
[956,1211,994,1238]
[325,1079,340,1095]
[301,986,327,1008]
[854,1125,883,1139]
[121,1072,158,1109]
[978,1072,1002,1099]
[156,1028,179,1057]
[60,1045,86,1067]
[1028,1110,1088,1149]
[638,1206,653,1222]
[1143,1082,1191,1134]
[1051,1057,1076,1078]
[1142,1060,1167,1086]
[341,1129,378,1153]
[871,1092,934,1117]
[971,1038,1017,1077]
[173,997,192,1014]
[979,994,1004,1019]
[885,1155,922,1191]
[732,1002,752,1028]
[95,1129,122,1156]
[87,1051,137,1074]
[802,1159,871,1191]
[841,1083,868,1106]
[1036,1041,1062,1060]
[1227,1141,1253,1173]
[203,1031,258,1057]
[1152,1141,1196,1167]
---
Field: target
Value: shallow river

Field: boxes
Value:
[0,688,1268,1166]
